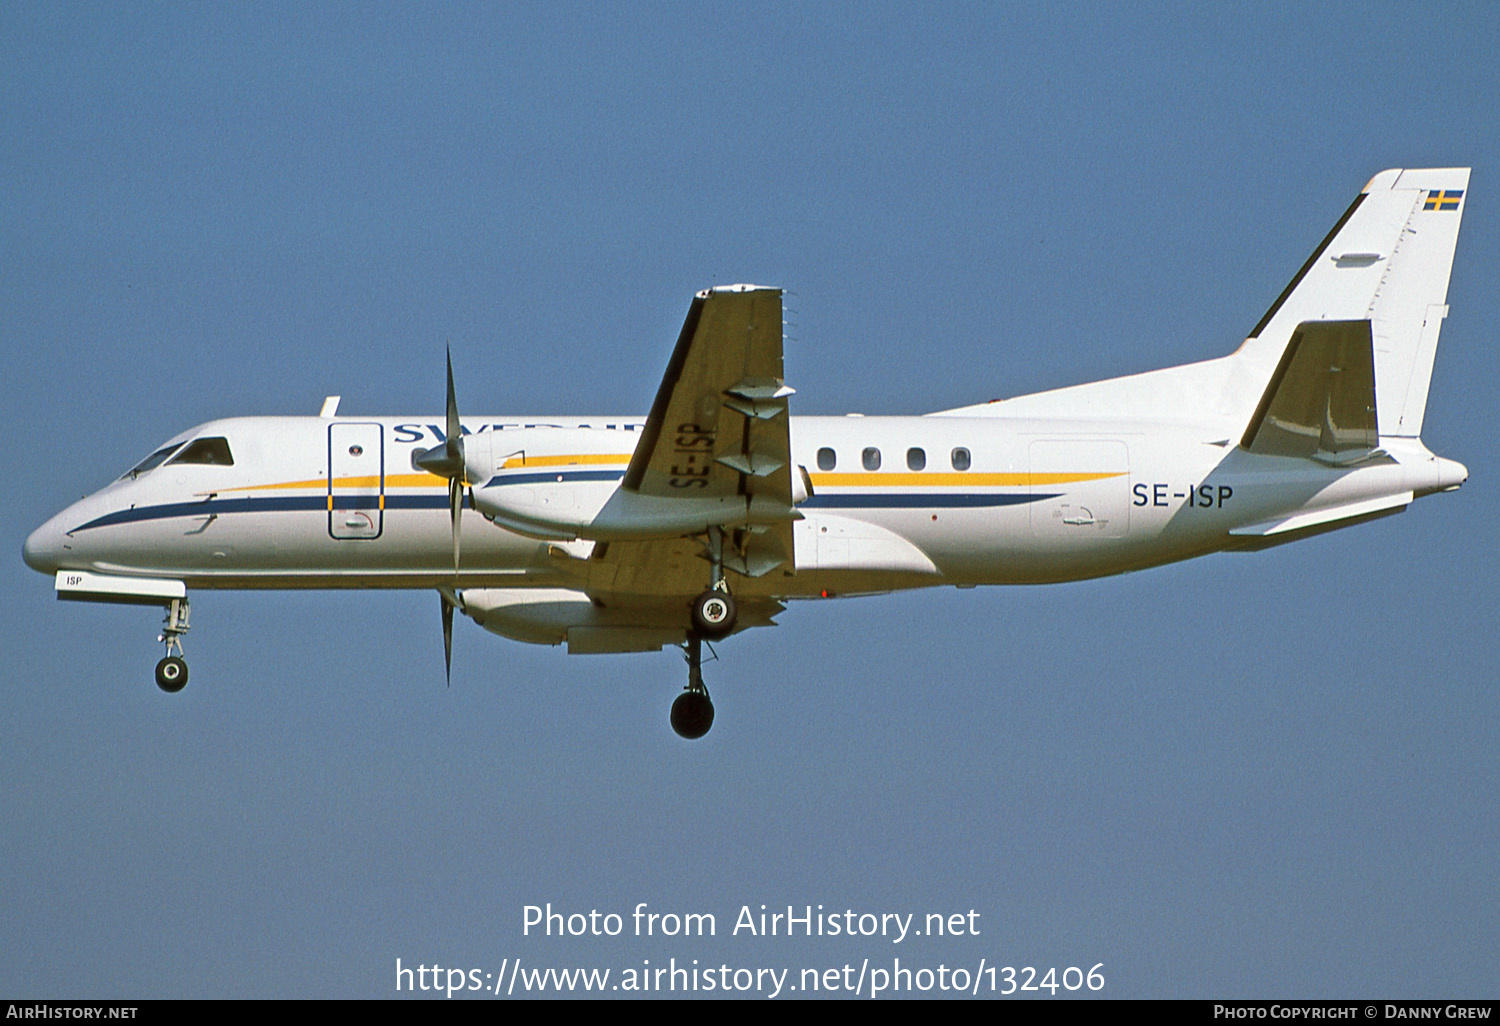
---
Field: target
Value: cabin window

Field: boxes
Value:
[907,447,926,471]
[951,447,971,471]
[862,447,881,471]
[816,447,836,471]
[168,437,235,466]
[123,443,183,479]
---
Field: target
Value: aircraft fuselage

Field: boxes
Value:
[24,412,1463,596]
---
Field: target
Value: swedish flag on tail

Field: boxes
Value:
[1424,189,1463,211]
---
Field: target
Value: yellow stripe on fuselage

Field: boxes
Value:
[214,458,632,494]
[215,461,1121,494]
[219,473,442,492]
[501,453,631,469]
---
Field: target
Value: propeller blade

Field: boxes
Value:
[413,351,466,482]
[449,477,462,571]
[440,591,454,685]
[446,347,464,572]
[445,346,462,462]
[414,346,468,570]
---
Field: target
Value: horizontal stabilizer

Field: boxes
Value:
[1229,491,1411,541]
[1241,320,1377,459]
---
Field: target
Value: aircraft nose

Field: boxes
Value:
[22,515,66,574]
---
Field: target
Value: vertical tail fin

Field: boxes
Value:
[1239,168,1468,440]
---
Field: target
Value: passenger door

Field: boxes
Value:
[328,423,384,540]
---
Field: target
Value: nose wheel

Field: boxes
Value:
[154,597,191,693]
[670,635,715,740]
[155,656,188,692]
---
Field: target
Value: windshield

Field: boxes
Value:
[167,437,234,466]
[122,443,184,479]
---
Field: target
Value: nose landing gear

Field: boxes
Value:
[154,597,191,693]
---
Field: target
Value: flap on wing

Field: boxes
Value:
[579,536,789,626]
[1241,320,1378,458]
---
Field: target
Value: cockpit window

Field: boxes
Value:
[123,444,184,479]
[167,437,234,466]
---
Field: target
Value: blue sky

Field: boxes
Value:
[3,2,1497,998]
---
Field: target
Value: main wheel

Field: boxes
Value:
[691,589,737,639]
[155,656,188,693]
[670,691,715,739]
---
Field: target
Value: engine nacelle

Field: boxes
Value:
[461,433,809,543]
[474,477,802,542]
[460,588,686,653]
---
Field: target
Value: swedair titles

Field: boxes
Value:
[524,903,979,943]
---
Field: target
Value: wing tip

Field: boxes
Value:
[701,283,780,297]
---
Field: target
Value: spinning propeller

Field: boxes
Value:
[413,348,467,570]
[413,348,468,682]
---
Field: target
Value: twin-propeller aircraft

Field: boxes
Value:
[24,169,1470,738]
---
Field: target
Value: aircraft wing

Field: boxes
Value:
[624,285,792,499]
[612,284,798,581]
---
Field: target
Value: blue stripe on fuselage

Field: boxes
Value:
[72,493,470,532]
[72,487,1052,531]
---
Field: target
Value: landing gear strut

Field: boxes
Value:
[670,635,715,740]
[154,597,191,693]
[691,526,737,640]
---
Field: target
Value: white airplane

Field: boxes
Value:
[23,168,1470,738]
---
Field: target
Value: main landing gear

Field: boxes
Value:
[673,527,743,739]
[690,526,738,640]
[154,597,191,693]
[671,635,715,740]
